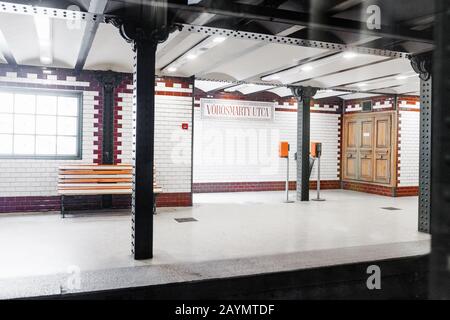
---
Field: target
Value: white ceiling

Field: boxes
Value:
[204,43,327,81]
[272,52,388,84]
[53,18,87,68]
[84,23,134,73]
[0,13,41,66]
[0,10,420,98]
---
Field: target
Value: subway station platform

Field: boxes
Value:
[0,190,430,299]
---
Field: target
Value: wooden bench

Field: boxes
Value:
[58,164,162,218]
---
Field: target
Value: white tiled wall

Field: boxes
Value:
[398,110,420,187]
[193,102,341,183]
[117,87,133,164]
[310,113,341,181]
[0,71,195,198]
[120,83,193,193]
[154,94,193,193]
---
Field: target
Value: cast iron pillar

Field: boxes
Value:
[429,0,450,299]
[291,86,318,201]
[107,0,174,260]
[131,37,157,260]
[95,71,122,165]
[409,52,432,234]
[95,71,123,208]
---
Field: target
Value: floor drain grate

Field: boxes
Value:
[175,217,198,223]
[381,207,402,211]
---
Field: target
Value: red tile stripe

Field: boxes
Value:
[342,181,395,196]
[193,181,340,193]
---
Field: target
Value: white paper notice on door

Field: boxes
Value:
[363,133,370,137]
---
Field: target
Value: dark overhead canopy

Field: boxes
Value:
[164,0,435,53]
[0,0,435,98]
[3,0,435,54]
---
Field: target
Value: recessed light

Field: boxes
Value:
[213,36,226,43]
[343,52,357,59]
[356,83,367,87]
[168,67,177,73]
[396,75,408,80]
[187,54,197,60]
[271,75,280,80]
[301,65,313,71]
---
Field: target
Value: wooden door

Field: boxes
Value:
[343,111,395,186]
[374,115,391,184]
[359,118,374,181]
[343,119,358,180]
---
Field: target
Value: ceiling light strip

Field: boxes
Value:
[181,24,409,59]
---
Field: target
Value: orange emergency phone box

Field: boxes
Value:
[311,142,321,158]
[279,141,289,158]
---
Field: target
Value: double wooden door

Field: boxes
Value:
[343,112,394,185]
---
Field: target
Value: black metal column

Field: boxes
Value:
[131,39,157,260]
[107,0,173,260]
[291,86,317,201]
[418,77,432,233]
[99,73,122,165]
[96,72,122,208]
[410,53,433,234]
[430,0,450,299]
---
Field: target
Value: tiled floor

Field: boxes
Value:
[0,190,430,298]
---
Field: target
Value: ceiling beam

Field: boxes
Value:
[34,14,53,64]
[74,0,109,72]
[193,24,306,81]
[0,28,16,65]
[238,35,389,86]
[156,11,214,60]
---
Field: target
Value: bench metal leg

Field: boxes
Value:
[61,195,65,218]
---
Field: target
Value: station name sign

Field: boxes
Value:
[200,98,275,121]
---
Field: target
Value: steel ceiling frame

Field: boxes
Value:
[180,24,410,59]
[0,0,416,95]
[0,1,105,22]
[0,1,410,59]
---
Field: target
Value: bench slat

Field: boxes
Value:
[59,165,132,170]
[59,189,132,195]
[58,164,162,196]
[58,189,162,195]
[59,174,132,179]
[59,183,132,188]
[59,178,132,183]
[59,170,132,175]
